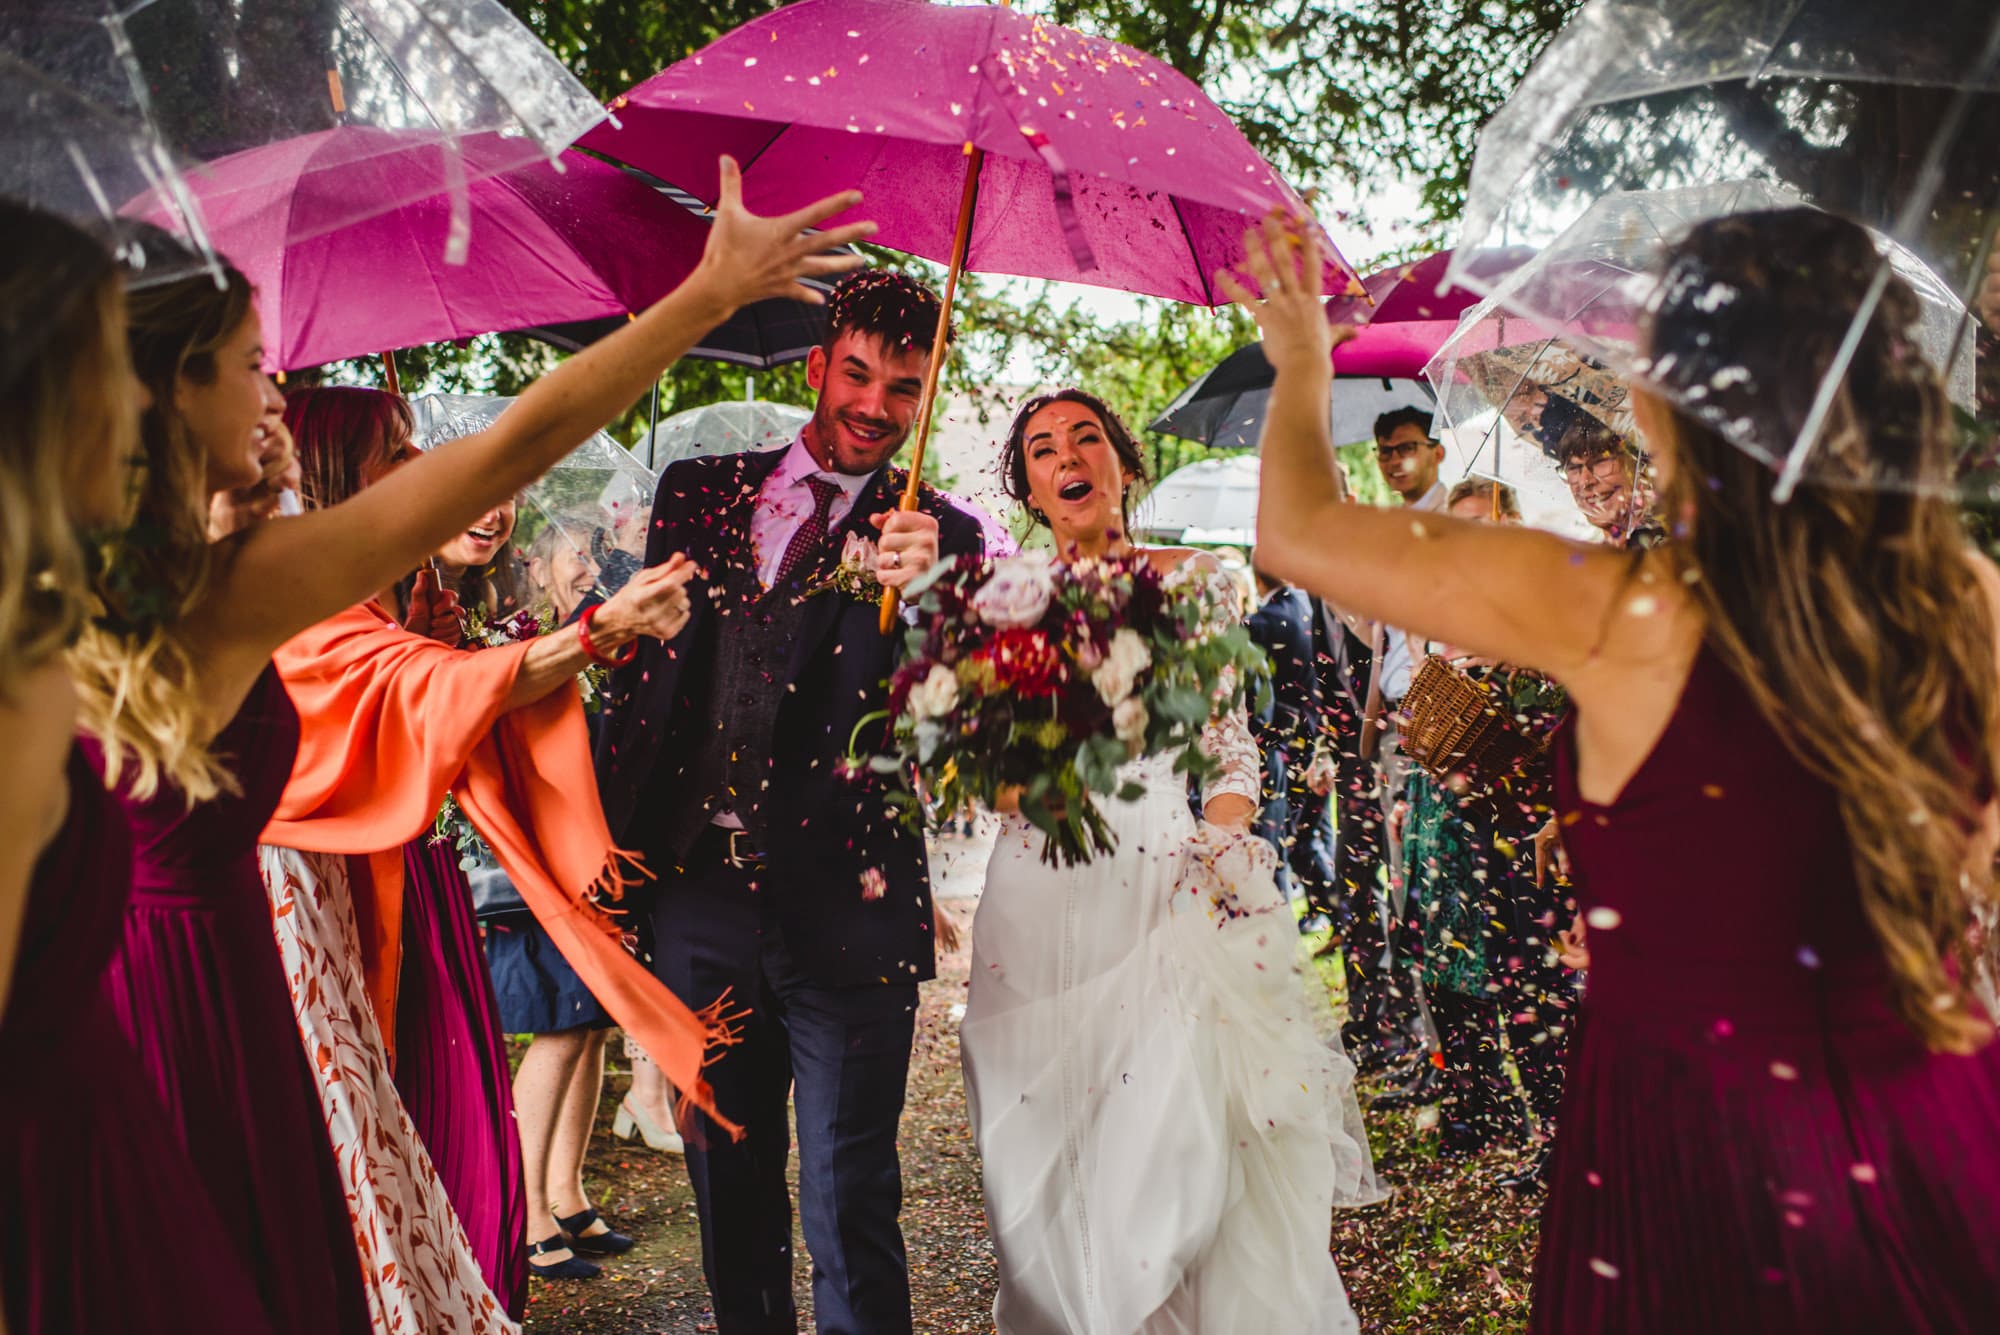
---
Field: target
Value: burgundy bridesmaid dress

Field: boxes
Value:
[1534,647,2000,1333]
[0,744,271,1334]
[98,667,372,1335]
[395,836,529,1314]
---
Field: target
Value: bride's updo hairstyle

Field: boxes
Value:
[1643,207,1998,1053]
[999,387,1149,532]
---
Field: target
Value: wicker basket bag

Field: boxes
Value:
[1397,654,1541,792]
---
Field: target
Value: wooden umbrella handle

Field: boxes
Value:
[878,141,984,634]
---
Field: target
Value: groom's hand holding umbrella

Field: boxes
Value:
[869,508,941,591]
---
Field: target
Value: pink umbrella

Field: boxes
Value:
[1323,247,1538,379]
[581,0,1344,628]
[577,0,1338,306]
[164,127,710,370]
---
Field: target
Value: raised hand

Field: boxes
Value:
[594,553,697,647]
[207,412,302,539]
[1218,212,1357,377]
[1533,815,1570,888]
[692,156,875,312]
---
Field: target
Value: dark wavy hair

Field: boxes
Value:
[999,388,1149,531]
[1646,206,1998,1053]
[824,269,949,355]
[283,384,413,512]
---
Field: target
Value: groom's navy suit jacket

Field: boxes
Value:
[594,446,987,988]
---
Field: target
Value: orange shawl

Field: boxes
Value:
[263,601,740,1136]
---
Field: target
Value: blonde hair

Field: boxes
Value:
[1445,477,1521,519]
[0,204,133,698]
[71,237,255,802]
[1650,209,1998,1053]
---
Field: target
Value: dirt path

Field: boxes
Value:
[521,869,996,1335]
[522,834,1543,1333]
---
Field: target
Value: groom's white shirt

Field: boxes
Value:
[749,432,876,590]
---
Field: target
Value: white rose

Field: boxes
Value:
[1113,696,1148,748]
[908,663,959,720]
[1091,627,1153,705]
[971,551,1056,628]
[841,531,879,570]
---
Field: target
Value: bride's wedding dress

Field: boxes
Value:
[962,701,1379,1334]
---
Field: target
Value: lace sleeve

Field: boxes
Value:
[1199,703,1263,809]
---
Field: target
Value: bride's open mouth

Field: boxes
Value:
[1057,478,1095,504]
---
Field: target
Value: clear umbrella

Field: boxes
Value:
[5,0,605,265]
[1433,179,1980,498]
[411,392,657,612]
[639,400,813,472]
[1447,0,2000,497]
[0,50,219,285]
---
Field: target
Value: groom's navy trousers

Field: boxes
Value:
[646,827,919,1335]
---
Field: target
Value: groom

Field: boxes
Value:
[595,269,986,1335]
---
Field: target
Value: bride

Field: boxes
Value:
[960,389,1379,1335]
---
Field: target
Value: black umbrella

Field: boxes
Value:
[519,178,834,369]
[519,291,829,370]
[1150,341,1436,450]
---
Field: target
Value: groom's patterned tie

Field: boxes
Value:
[774,475,843,588]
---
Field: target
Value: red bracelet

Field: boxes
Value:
[577,603,636,668]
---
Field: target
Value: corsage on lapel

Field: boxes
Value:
[814,530,884,601]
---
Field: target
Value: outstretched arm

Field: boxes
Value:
[187,159,873,704]
[1223,216,1659,684]
[501,557,697,712]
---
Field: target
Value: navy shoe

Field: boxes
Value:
[527,1234,601,1279]
[555,1207,635,1257]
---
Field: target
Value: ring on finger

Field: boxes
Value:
[889,550,903,569]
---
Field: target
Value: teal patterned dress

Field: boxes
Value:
[1396,667,1569,999]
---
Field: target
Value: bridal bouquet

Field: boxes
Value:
[867,550,1269,866]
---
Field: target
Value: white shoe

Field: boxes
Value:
[612,1097,685,1155]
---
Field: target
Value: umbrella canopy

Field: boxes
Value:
[0,50,219,286]
[1149,341,1434,450]
[1316,246,1536,381]
[578,0,1346,305]
[639,400,813,471]
[1444,0,1999,496]
[1430,180,1977,495]
[516,180,838,370]
[1452,0,2000,278]
[8,0,604,264]
[523,297,830,371]
[411,392,657,580]
[181,134,712,370]
[1131,455,1260,547]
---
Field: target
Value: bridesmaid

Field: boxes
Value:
[66,162,871,1335]
[1240,209,2000,1330]
[0,204,271,1333]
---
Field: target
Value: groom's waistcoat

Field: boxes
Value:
[652,547,819,859]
